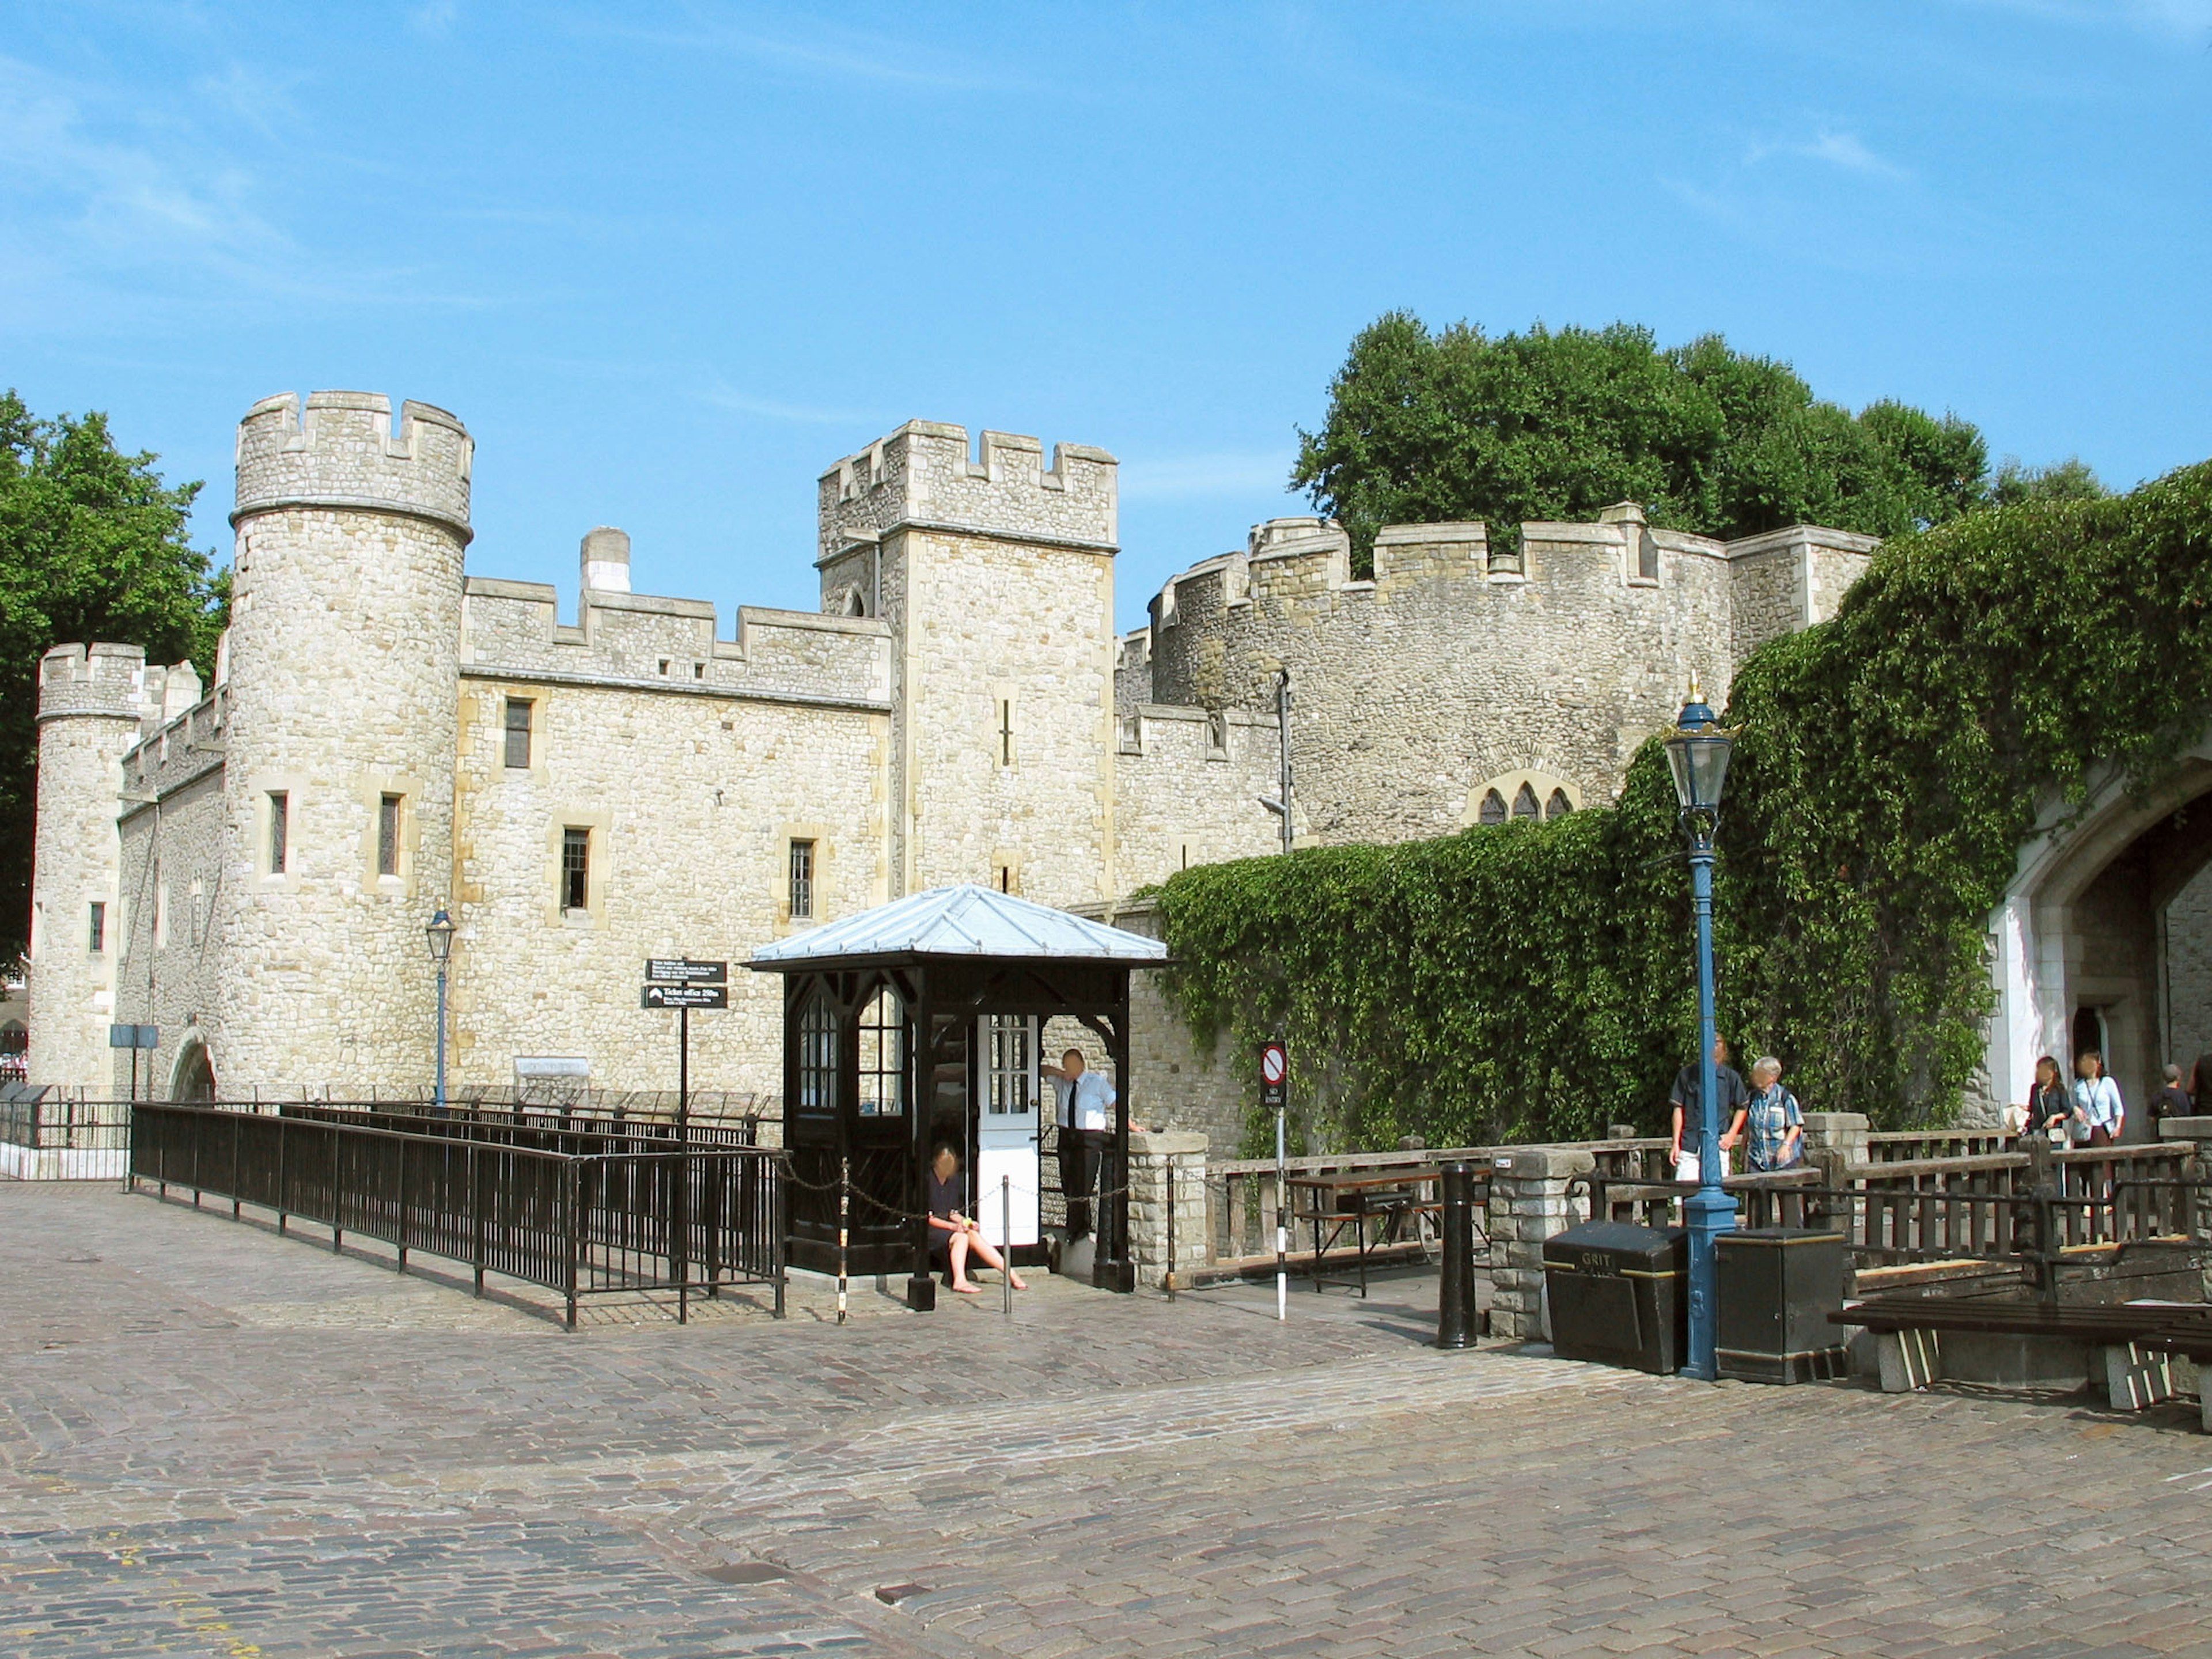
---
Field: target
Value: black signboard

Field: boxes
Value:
[1259,1040,1287,1111]
[646,958,727,985]
[642,983,729,1010]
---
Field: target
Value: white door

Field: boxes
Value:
[976,1014,1040,1248]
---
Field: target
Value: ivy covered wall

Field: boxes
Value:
[1156,462,2212,1155]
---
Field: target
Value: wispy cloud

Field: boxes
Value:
[1119,451,1296,503]
[700,384,880,426]
[1,54,287,261]
[1748,129,1909,180]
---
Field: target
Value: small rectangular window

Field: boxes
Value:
[378,793,402,877]
[88,902,105,953]
[268,791,289,874]
[998,698,1015,767]
[504,699,533,769]
[789,838,815,920]
[1637,527,1659,582]
[562,827,590,912]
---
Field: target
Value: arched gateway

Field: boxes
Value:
[1986,730,2212,1134]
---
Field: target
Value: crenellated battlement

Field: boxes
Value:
[233,390,474,543]
[461,552,892,712]
[817,419,1117,559]
[37,642,150,722]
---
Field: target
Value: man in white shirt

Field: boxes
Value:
[1041,1047,1133,1239]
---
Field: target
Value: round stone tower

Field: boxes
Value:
[213,391,472,1093]
[27,642,153,1090]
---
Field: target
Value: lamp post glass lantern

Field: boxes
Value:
[425,909,456,1113]
[1662,682,1737,1382]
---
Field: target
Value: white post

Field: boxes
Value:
[1275,1101,1288,1321]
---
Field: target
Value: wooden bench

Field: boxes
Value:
[1832,1293,2212,1422]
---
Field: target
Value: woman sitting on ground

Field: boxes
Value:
[927,1145,1027,1296]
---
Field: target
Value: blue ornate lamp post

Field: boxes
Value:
[1663,681,1737,1381]
[425,908,456,1113]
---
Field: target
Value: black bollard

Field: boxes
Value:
[1436,1160,1478,1349]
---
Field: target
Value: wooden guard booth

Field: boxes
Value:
[748,884,1165,1310]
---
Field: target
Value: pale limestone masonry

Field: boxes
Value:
[29,643,162,1090]
[1486,1144,1597,1342]
[1135,507,1877,845]
[32,389,1872,1141]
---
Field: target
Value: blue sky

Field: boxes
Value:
[3,2,2207,631]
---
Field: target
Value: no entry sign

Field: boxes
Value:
[1259,1040,1287,1111]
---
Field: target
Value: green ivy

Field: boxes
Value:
[1157,461,2212,1156]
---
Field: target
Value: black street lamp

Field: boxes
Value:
[1662,680,1737,1381]
[425,908,456,1114]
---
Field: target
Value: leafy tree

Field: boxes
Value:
[0,391,227,962]
[1293,315,1992,571]
[1990,454,2105,507]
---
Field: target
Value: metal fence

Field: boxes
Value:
[1577,1141,2204,1297]
[130,1103,786,1327]
[0,1089,131,1152]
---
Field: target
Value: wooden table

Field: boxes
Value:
[1284,1166,1470,1296]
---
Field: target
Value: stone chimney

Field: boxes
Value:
[581,527,631,594]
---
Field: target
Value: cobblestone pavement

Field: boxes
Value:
[5,1182,2211,1657]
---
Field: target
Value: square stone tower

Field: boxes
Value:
[816,422,1119,907]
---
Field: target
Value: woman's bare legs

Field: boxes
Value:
[949,1230,1027,1293]
[948,1231,980,1292]
[967,1232,1027,1291]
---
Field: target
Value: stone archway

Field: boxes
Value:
[1987,738,2212,1136]
[169,1032,217,1102]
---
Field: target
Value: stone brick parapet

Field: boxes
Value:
[1127,1130,1208,1287]
[1486,1145,1596,1342]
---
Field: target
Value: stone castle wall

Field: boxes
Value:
[448,673,891,1098]
[818,422,1117,559]
[36,390,1883,1134]
[211,392,472,1093]
[1114,704,1282,893]
[1135,507,1877,845]
[883,525,1120,906]
[2168,862,2212,1081]
[28,644,153,1089]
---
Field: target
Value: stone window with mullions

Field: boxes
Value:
[1479,789,1507,826]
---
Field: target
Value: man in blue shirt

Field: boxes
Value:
[1669,1036,1748,1180]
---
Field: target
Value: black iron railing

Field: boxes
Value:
[130,1103,785,1327]
[0,1089,132,1151]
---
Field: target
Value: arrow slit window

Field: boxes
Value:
[858,986,905,1117]
[378,794,402,877]
[267,791,289,874]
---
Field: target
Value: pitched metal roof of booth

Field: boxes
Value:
[748,884,1166,969]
